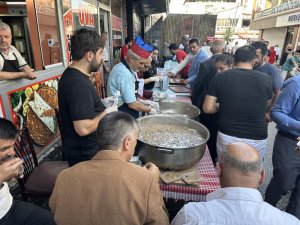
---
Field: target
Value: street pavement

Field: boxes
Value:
[259,122,290,211]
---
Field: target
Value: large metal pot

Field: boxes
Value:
[136,115,210,170]
[158,101,200,120]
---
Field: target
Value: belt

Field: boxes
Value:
[278,130,298,141]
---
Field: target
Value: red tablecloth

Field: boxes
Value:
[159,147,221,202]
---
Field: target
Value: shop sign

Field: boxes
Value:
[112,15,122,32]
[276,12,300,27]
[255,0,300,19]
[78,3,95,27]
[71,0,97,29]
[113,35,122,40]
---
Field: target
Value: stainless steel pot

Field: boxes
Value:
[136,115,210,170]
[158,100,200,120]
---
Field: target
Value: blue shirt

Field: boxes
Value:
[254,63,283,90]
[187,48,208,88]
[107,62,137,107]
[171,187,300,225]
[271,76,300,137]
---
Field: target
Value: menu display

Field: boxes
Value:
[8,77,60,146]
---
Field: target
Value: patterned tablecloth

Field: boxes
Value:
[159,147,221,202]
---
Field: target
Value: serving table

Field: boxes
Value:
[159,147,220,221]
[159,147,220,202]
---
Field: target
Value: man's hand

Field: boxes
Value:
[143,162,160,178]
[183,79,189,85]
[265,112,272,123]
[0,157,23,182]
[140,100,160,111]
[24,69,36,80]
[104,105,118,114]
[168,72,175,78]
[148,108,157,115]
[150,76,160,82]
[296,137,300,155]
[102,96,116,108]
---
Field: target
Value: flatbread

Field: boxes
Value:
[181,172,201,184]
[160,172,182,184]
[26,86,58,145]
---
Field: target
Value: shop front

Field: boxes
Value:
[250,1,300,54]
[0,0,120,157]
[0,0,168,157]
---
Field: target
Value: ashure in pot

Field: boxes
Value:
[136,115,210,170]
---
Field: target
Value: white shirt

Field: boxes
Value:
[171,187,300,225]
[103,47,109,62]
[171,48,204,75]
[274,47,281,57]
[0,46,27,71]
[231,44,239,55]
[0,182,13,219]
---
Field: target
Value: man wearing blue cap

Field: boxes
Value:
[107,36,158,118]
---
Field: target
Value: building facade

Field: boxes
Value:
[250,0,300,53]
[169,0,259,41]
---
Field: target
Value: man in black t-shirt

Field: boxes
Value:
[58,29,117,166]
[203,45,273,159]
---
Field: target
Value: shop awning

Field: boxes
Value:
[133,0,167,16]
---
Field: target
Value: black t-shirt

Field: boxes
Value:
[58,67,106,162]
[207,68,273,139]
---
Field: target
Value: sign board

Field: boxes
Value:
[112,15,122,32]
[276,12,300,27]
[255,0,300,19]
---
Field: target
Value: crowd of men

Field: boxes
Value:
[0,22,300,224]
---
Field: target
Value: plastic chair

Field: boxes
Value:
[14,124,69,201]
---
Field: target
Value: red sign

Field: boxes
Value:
[78,3,95,27]
[206,36,215,42]
[112,15,122,32]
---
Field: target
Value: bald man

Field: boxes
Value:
[171,142,300,225]
[191,39,225,165]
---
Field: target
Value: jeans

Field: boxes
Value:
[265,132,300,219]
[0,200,55,225]
[216,131,267,160]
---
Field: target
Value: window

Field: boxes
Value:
[242,19,250,27]
[35,0,62,67]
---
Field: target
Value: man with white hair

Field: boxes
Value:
[171,142,300,225]
[0,22,36,81]
[108,36,158,118]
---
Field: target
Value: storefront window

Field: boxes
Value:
[71,0,99,32]
[35,0,62,67]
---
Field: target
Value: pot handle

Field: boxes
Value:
[156,148,174,154]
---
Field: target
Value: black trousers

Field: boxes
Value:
[265,132,300,219]
[0,200,56,225]
[199,114,218,166]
